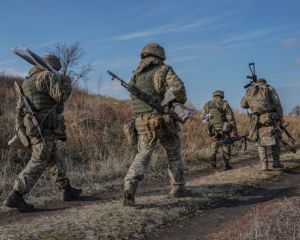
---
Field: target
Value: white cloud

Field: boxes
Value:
[167,56,200,64]
[0,60,14,65]
[3,68,27,77]
[294,59,300,65]
[276,84,300,92]
[281,38,300,48]
[222,27,282,44]
[105,17,220,41]
[101,79,130,91]
[32,41,59,49]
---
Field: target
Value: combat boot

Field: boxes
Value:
[261,160,268,171]
[272,160,284,168]
[210,154,216,168]
[3,190,34,212]
[61,183,82,201]
[169,185,193,198]
[223,163,233,171]
[123,184,136,206]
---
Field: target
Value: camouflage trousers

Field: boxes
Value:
[210,130,231,163]
[124,133,185,191]
[13,140,69,195]
[257,138,280,163]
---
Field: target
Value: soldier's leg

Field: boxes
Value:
[123,134,156,205]
[46,143,69,188]
[4,141,55,211]
[160,133,192,197]
[271,139,283,168]
[210,134,220,167]
[46,143,82,200]
[13,141,55,195]
[221,132,233,170]
[258,145,268,171]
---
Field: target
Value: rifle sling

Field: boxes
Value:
[40,102,60,127]
[215,102,227,122]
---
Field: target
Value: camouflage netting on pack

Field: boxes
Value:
[243,83,273,115]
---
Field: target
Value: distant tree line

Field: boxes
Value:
[288,105,300,117]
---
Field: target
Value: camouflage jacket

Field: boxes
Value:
[16,66,72,124]
[240,82,283,118]
[132,57,187,104]
[200,96,237,132]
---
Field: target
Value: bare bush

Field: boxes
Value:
[46,41,93,85]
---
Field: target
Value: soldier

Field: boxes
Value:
[200,90,238,170]
[241,78,284,171]
[3,55,82,212]
[123,43,192,206]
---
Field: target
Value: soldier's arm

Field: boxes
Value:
[240,95,249,109]
[36,71,72,103]
[268,86,283,118]
[164,67,187,104]
[199,102,208,119]
[223,102,237,132]
[16,97,25,125]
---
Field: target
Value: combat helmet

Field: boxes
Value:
[257,78,267,83]
[140,43,166,61]
[42,55,62,70]
[213,90,224,98]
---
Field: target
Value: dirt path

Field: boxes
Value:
[0,154,263,226]
[143,168,300,240]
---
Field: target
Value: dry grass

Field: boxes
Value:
[0,75,299,209]
[0,152,300,239]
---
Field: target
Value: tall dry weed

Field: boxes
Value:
[0,75,299,202]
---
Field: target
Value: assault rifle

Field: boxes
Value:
[107,71,186,124]
[244,63,257,89]
[14,82,49,148]
[220,134,255,147]
[273,122,296,153]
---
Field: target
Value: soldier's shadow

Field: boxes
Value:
[135,174,300,211]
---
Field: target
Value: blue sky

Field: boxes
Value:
[0,0,299,114]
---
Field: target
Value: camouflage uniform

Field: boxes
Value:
[14,60,71,195]
[241,80,283,169]
[200,95,237,165]
[124,43,189,203]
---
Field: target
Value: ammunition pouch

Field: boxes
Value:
[222,122,232,133]
[16,122,30,148]
[145,115,167,145]
[258,126,276,146]
[258,112,280,125]
[248,113,253,124]
[53,114,66,136]
[124,117,138,145]
[24,112,67,140]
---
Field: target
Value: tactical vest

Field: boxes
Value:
[207,100,226,129]
[130,65,164,116]
[22,72,64,114]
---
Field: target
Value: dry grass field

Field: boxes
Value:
[0,74,299,209]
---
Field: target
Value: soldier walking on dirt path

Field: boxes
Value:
[3,55,82,212]
[200,90,238,170]
[241,78,284,171]
[123,43,192,206]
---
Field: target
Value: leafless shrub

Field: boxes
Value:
[46,41,93,85]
